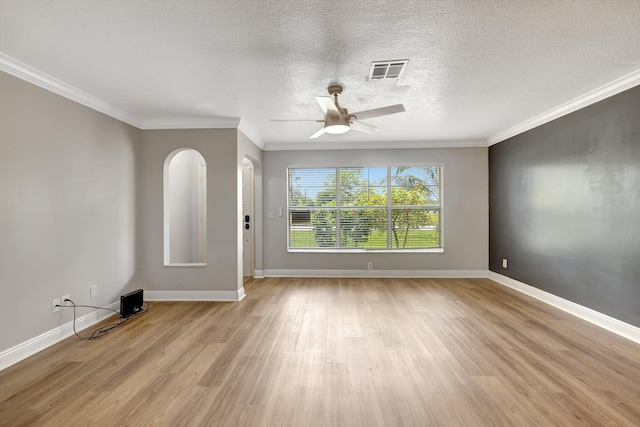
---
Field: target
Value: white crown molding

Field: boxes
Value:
[0,52,243,133]
[263,139,488,151]
[4,51,639,149]
[238,120,265,150]
[138,117,241,130]
[263,269,489,278]
[144,289,245,302]
[487,68,640,146]
[0,301,119,372]
[0,52,143,128]
[488,272,640,345]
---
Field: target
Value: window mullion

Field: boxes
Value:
[386,167,392,249]
[336,167,341,248]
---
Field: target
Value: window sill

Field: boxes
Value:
[164,263,208,267]
[287,248,444,254]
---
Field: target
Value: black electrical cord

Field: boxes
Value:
[60,299,149,340]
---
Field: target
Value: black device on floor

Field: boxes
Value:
[120,289,144,319]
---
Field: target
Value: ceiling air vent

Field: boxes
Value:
[368,60,409,80]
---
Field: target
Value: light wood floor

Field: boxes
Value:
[1,278,640,426]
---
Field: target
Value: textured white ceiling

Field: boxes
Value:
[1,0,640,148]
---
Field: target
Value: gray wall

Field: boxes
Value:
[137,129,240,292]
[263,147,488,273]
[0,70,141,351]
[0,73,264,356]
[489,85,640,327]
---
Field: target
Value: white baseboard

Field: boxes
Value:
[263,269,489,278]
[488,271,640,345]
[5,274,638,373]
[0,301,119,372]
[253,270,265,278]
[0,288,245,372]
[144,288,245,302]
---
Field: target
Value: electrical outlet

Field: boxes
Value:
[367,262,373,270]
[51,298,60,312]
[502,259,508,269]
[61,295,71,307]
[90,285,98,299]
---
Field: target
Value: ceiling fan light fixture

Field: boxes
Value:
[324,112,351,134]
[324,124,350,134]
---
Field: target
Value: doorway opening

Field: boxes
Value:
[242,157,255,277]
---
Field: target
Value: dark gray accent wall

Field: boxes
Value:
[489,85,640,327]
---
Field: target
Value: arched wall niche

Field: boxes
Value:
[163,148,207,266]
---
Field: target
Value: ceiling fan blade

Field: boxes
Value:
[350,121,380,135]
[270,119,323,122]
[309,127,326,139]
[350,104,405,121]
[315,96,341,116]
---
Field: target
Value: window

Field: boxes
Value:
[288,166,442,251]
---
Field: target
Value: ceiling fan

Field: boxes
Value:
[272,85,405,139]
